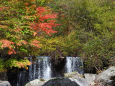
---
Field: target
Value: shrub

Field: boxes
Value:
[52,0,115,73]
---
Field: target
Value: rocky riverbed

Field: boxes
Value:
[26,66,115,86]
[0,66,115,86]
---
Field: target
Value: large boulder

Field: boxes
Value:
[42,72,89,86]
[42,78,80,86]
[26,72,89,86]
[95,66,115,86]
[0,81,11,86]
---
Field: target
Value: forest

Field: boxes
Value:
[0,0,115,85]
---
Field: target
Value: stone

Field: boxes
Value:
[84,74,97,86]
[42,78,80,86]
[0,81,11,86]
[64,72,89,86]
[64,72,84,78]
[0,72,7,81]
[25,79,48,86]
[95,66,115,86]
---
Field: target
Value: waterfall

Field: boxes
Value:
[29,56,51,80]
[65,57,84,74]
[29,56,83,81]
[14,56,83,86]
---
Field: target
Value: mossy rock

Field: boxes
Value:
[64,72,83,78]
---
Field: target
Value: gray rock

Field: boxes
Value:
[25,79,48,86]
[96,66,115,81]
[26,67,115,86]
[84,74,97,86]
[64,72,89,86]
[26,72,89,86]
[0,81,11,86]
[95,66,115,86]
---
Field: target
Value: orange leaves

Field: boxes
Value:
[16,40,28,46]
[0,39,16,55]
[14,28,22,32]
[0,7,8,11]
[30,40,40,48]
[8,49,16,55]
[0,40,14,49]
[16,60,31,69]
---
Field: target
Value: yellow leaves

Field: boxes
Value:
[0,25,8,29]
[16,60,31,69]
[5,58,31,70]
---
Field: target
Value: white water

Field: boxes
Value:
[29,56,83,80]
[65,57,83,74]
[29,56,51,80]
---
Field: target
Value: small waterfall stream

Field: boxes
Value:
[29,56,83,80]
[29,56,51,80]
[14,56,83,86]
[65,57,83,74]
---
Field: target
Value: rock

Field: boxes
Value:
[42,78,80,86]
[0,72,7,81]
[26,66,115,86]
[64,72,84,78]
[84,74,97,86]
[95,66,115,86]
[26,72,89,86]
[42,72,89,86]
[64,72,89,86]
[25,79,48,86]
[0,81,11,86]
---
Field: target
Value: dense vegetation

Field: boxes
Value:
[0,0,115,73]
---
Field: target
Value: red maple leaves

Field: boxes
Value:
[31,7,60,36]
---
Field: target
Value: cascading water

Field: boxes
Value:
[29,56,51,80]
[29,56,83,80]
[14,56,83,86]
[65,57,84,74]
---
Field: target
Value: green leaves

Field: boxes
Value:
[19,47,28,53]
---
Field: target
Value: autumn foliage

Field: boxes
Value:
[0,0,60,69]
[31,7,60,36]
[0,7,59,55]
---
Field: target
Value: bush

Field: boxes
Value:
[0,58,5,72]
[82,36,114,73]
[52,0,115,73]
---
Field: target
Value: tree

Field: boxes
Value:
[0,0,60,69]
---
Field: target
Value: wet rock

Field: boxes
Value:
[0,81,11,86]
[0,72,7,81]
